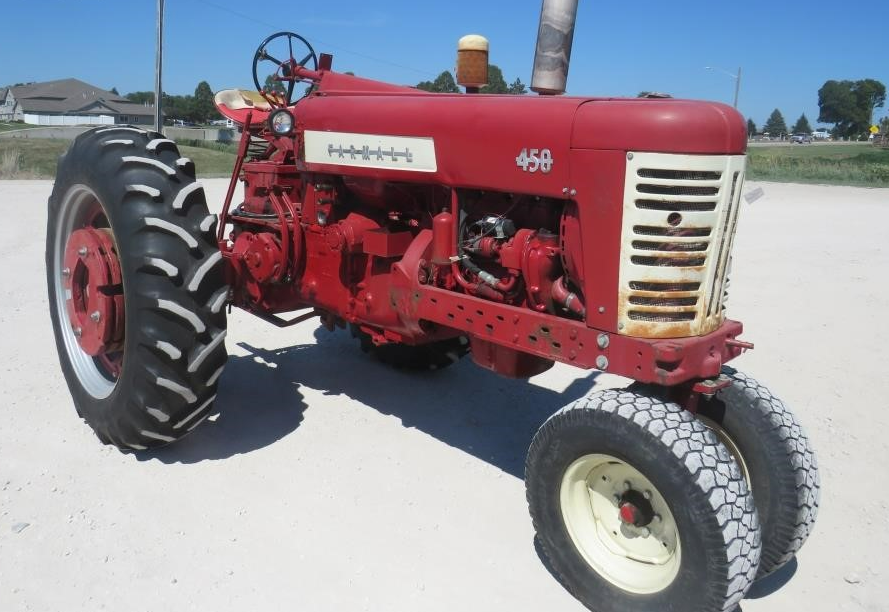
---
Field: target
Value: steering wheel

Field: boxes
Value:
[252,32,319,107]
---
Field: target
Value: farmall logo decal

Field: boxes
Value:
[304,130,437,173]
[327,143,414,164]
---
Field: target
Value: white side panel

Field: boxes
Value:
[303,130,438,173]
[617,152,746,339]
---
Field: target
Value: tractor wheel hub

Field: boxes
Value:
[618,490,655,527]
[63,227,124,356]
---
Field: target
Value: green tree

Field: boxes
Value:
[417,71,460,93]
[126,91,155,105]
[507,78,528,95]
[791,113,812,134]
[819,79,886,138]
[264,74,286,97]
[856,79,886,126]
[193,81,218,124]
[881,116,889,134]
[482,64,508,94]
[763,109,788,137]
[110,87,120,96]
[747,118,757,137]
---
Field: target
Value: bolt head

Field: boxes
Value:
[562,187,569,194]
[570,188,577,197]
[77,247,88,257]
[653,514,662,523]
[596,355,609,370]
[627,152,634,160]
[639,527,651,537]
[90,311,101,323]
[73,327,82,337]
[597,333,610,349]
[62,267,71,277]
[622,480,632,492]
[643,490,652,500]
[598,306,605,314]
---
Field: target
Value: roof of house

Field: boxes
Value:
[9,78,154,117]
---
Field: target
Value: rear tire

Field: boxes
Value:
[46,126,228,449]
[698,367,820,577]
[526,389,760,612]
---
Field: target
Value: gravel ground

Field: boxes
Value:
[0,179,886,612]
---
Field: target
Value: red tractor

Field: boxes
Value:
[46,5,819,611]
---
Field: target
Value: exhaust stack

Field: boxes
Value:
[531,0,579,95]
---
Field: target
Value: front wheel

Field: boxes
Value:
[526,390,761,612]
[47,126,229,449]
[698,367,820,577]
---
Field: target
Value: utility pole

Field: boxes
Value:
[705,66,742,109]
[733,66,742,109]
[154,0,164,132]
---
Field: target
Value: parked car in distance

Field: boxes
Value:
[812,129,831,140]
[791,133,812,144]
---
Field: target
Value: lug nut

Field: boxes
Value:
[62,267,71,277]
[643,490,652,500]
[78,247,88,257]
[90,311,101,323]
[73,327,83,337]
[640,527,651,537]
[653,514,662,523]
[622,480,632,492]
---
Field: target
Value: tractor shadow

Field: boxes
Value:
[146,325,598,475]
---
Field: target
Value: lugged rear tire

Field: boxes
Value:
[526,389,761,612]
[46,126,228,449]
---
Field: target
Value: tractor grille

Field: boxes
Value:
[618,152,746,338]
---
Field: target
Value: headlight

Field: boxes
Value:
[269,109,294,136]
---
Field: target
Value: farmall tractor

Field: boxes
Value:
[45,2,819,610]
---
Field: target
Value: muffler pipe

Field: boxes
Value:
[531,0,579,95]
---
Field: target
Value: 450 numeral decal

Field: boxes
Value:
[516,148,554,174]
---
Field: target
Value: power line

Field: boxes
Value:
[185,0,439,79]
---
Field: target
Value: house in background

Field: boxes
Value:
[0,87,17,121]
[2,79,156,126]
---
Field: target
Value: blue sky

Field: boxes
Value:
[1,0,886,129]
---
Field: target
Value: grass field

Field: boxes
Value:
[0,138,236,179]
[746,143,889,186]
[2,136,888,187]
[0,122,31,133]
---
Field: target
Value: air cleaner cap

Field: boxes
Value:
[457,34,489,91]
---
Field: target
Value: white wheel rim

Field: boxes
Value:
[52,184,118,399]
[559,453,681,594]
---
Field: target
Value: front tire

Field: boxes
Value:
[47,126,228,449]
[526,390,761,612]
[698,367,820,577]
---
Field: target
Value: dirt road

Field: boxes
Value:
[0,179,885,611]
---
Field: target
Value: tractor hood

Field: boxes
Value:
[294,72,746,197]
